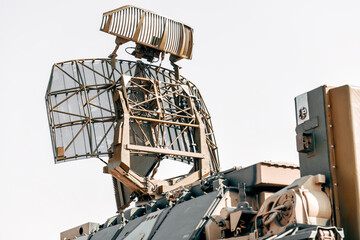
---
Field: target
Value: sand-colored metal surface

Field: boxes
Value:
[100,5,193,60]
[254,162,300,187]
[328,85,360,239]
[60,222,99,240]
[255,174,331,238]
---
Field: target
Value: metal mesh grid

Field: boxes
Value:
[46,59,219,170]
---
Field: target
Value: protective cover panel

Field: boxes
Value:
[90,224,121,240]
[71,236,89,240]
[329,85,360,239]
[151,191,219,240]
[295,86,333,186]
[115,215,146,239]
[123,209,165,240]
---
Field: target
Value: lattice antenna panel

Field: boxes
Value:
[100,5,193,60]
[46,59,219,172]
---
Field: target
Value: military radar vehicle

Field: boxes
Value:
[46,5,360,239]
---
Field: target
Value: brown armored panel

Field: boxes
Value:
[329,85,360,239]
[224,162,300,189]
[254,162,300,187]
[100,5,193,60]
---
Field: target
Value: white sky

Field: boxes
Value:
[1,0,360,239]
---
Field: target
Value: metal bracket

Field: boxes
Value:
[296,132,314,153]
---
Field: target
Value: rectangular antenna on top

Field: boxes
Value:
[100,5,193,60]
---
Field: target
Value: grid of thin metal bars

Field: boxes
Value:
[46,59,219,171]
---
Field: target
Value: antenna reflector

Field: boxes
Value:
[100,5,193,60]
[46,59,219,172]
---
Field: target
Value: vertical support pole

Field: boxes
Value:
[108,90,130,171]
[192,100,210,178]
[197,113,210,178]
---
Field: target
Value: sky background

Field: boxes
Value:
[1,0,360,239]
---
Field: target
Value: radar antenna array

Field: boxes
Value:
[46,6,219,209]
[100,5,193,63]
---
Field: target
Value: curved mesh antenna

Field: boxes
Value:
[100,6,193,60]
[46,59,219,172]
